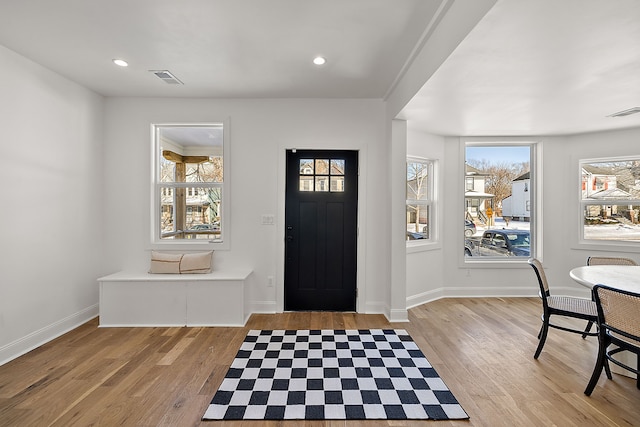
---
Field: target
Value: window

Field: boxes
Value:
[464,143,535,261]
[465,177,474,191]
[580,157,640,244]
[152,123,228,247]
[406,158,435,242]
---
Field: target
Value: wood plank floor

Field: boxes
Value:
[1,298,638,426]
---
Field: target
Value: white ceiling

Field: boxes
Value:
[399,0,640,136]
[1,0,639,136]
[0,0,440,98]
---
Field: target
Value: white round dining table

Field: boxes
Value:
[569,265,640,293]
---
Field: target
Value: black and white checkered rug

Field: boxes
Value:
[202,329,468,421]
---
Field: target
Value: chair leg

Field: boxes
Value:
[534,320,549,359]
[604,358,612,380]
[581,320,594,339]
[537,324,544,339]
[585,341,607,396]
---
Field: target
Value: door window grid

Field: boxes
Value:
[299,158,345,192]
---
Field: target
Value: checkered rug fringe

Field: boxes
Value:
[202,329,468,420]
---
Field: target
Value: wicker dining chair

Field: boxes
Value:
[528,258,599,359]
[584,284,640,395]
[582,257,638,335]
[586,256,638,266]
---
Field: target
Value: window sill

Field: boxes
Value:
[406,240,441,254]
[148,240,229,251]
[461,257,530,268]
[574,239,640,253]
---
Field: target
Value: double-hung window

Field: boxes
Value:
[463,142,537,262]
[406,157,435,242]
[151,123,229,248]
[580,156,640,245]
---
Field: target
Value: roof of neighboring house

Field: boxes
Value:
[465,164,489,176]
[513,172,530,181]
[465,190,494,199]
[587,188,633,200]
[582,165,616,175]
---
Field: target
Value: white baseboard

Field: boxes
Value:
[249,300,278,314]
[406,285,591,309]
[0,304,98,366]
[388,309,409,323]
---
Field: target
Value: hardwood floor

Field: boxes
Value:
[1,298,638,426]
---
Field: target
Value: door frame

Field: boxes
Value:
[275,145,367,313]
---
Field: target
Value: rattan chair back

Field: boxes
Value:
[586,256,638,266]
[585,284,640,395]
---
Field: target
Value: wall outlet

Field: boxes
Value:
[267,275,274,287]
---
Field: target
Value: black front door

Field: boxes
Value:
[284,149,358,311]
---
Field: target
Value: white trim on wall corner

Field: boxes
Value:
[388,309,409,323]
[0,304,99,367]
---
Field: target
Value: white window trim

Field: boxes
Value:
[576,155,640,252]
[406,156,440,252]
[461,139,541,267]
[149,120,230,250]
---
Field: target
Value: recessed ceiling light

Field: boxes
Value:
[313,56,326,66]
[113,59,128,67]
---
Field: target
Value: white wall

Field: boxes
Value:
[0,45,104,364]
[102,98,392,316]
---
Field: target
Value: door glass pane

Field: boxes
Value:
[331,159,345,175]
[330,176,345,192]
[300,159,314,175]
[316,159,329,175]
[299,176,314,191]
[315,176,329,192]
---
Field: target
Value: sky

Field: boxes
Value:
[466,146,530,165]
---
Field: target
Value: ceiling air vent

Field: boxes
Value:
[149,70,183,85]
[608,107,640,118]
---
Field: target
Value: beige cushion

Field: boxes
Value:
[149,251,213,274]
[179,251,213,274]
[149,251,182,274]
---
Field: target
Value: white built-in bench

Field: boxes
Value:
[97,269,252,327]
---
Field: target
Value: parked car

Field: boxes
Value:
[464,220,477,237]
[189,223,220,231]
[407,231,426,240]
[464,239,476,256]
[466,229,530,257]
